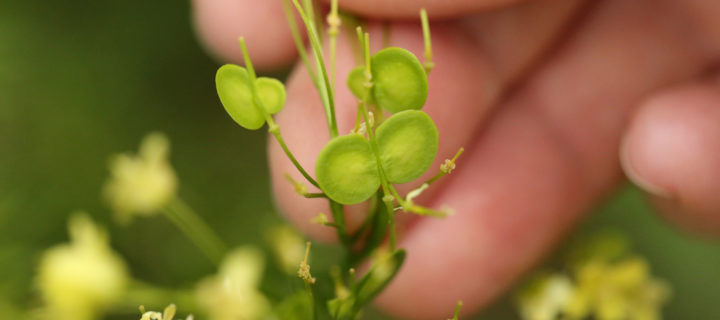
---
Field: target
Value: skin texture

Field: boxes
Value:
[192,0,720,318]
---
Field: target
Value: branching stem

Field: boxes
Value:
[161,198,226,265]
[238,38,319,188]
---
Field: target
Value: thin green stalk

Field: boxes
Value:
[306,282,319,320]
[302,0,316,35]
[162,198,226,265]
[291,0,339,138]
[387,183,449,218]
[420,8,434,74]
[272,129,320,188]
[304,192,327,199]
[299,242,319,320]
[357,29,398,250]
[281,0,318,85]
[451,301,463,320]
[327,0,340,92]
[330,200,351,247]
[238,37,319,188]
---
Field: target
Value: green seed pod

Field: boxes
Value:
[216,64,264,130]
[371,48,428,113]
[316,134,380,204]
[376,110,438,183]
[256,77,286,114]
[215,65,287,130]
[346,66,375,105]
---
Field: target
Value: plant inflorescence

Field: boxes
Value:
[214,1,463,318]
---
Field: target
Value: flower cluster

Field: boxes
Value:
[517,234,671,320]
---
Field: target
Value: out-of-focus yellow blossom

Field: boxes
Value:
[104,133,177,223]
[517,233,670,320]
[566,257,670,320]
[140,304,175,320]
[517,274,574,320]
[139,304,194,320]
[36,214,128,320]
[196,247,270,320]
[267,225,305,274]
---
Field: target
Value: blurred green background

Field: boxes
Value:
[0,1,718,319]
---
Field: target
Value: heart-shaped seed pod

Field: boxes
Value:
[346,66,376,105]
[376,110,438,184]
[370,48,428,113]
[216,64,287,130]
[316,134,380,204]
[256,77,286,114]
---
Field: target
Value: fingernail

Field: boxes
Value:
[620,138,672,198]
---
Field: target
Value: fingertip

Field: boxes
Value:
[621,84,720,235]
[192,0,299,69]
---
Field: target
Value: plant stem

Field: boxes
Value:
[304,192,327,199]
[327,0,340,92]
[271,129,320,188]
[329,200,351,247]
[161,198,226,265]
[357,29,397,250]
[238,37,320,188]
[387,184,449,218]
[281,0,318,86]
[291,0,339,138]
[420,8,434,74]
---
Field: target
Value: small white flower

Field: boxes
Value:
[104,133,177,223]
[196,247,270,320]
[36,214,128,320]
[517,274,574,320]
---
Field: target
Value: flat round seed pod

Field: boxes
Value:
[215,64,265,130]
[256,77,286,114]
[376,110,438,184]
[316,134,380,205]
[371,48,428,113]
[346,66,375,104]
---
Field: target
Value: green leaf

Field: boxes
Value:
[353,249,406,309]
[376,110,438,183]
[216,64,265,130]
[256,77,286,114]
[371,48,428,113]
[327,296,358,320]
[316,134,380,204]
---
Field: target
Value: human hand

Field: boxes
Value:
[193,0,720,318]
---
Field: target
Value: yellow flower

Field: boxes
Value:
[196,247,270,320]
[104,133,177,223]
[36,214,128,320]
[566,257,670,320]
[139,304,194,320]
[517,274,574,320]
